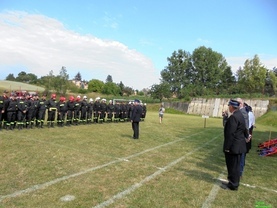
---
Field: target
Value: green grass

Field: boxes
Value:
[0,80,45,92]
[0,112,276,208]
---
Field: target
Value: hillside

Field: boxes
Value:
[0,80,45,92]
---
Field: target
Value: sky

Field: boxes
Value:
[0,0,276,90]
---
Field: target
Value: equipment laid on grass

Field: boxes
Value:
[257,138,277,156]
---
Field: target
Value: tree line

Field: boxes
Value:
[5,67,141,96]
[150,46,277,101]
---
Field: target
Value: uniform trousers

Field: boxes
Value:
[225,153,241,190]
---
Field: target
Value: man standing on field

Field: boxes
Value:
[130,99,142,139]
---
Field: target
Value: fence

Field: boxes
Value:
[164,98,269,118]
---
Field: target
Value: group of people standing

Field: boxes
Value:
[0,90,147,131]
[222,98,255,191]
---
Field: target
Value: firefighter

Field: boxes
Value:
[80,95,88,124]
[106,100,114,122]
[36,94,47,128]
[0,90,9,130]
[99,98,107,123]
[0,90,8,130]
[46,93,58,128]
[114,101,121,123]
[17,95,27,130]
[26,93,36,129]
[93,97,101,123]
[57,96,67,127]
[73,95,81,125]
[66,95,75,126]
[87,98,94,124]
[6,93,17,130]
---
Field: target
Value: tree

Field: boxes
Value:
[88,79,104,92]
[191,46,228,95]
[6,73,16,81]
[101,82,120,95]
[106,75,113,83]
[150,82,171,102]
[56,66,69,95]
[237,55,267,95]
[161,49,192,98]
[74,72,82,81]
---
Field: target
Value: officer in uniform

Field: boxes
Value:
[80,95,88,124]
[87,98,94,124]
[0,90,9,130]
[57,96,67,127]
[130,99,143,139]
[73,95,81,125]
[46,93,58,128]
[6,93,17,130]
[0,90,8,130]
[36,94,47,128]
[99,98,107,123]
[66,96,75,126]
[106,100,114,122]
[17,95,27,130]
[93,97,101,123]
[114,101,121,122]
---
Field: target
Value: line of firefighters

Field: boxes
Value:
[0,91,147,131]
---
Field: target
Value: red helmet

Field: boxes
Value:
[69,96,75,102]
[60,96,66,102]
[51,93,56,99]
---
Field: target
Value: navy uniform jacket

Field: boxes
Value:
[223,110,248,154]
[131,105,142,122]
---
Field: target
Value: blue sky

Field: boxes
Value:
[0,0,276,90]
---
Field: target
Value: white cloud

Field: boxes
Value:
[0,11,160,89]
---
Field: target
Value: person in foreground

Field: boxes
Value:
[130,99,142,139]
[221,99,248,191]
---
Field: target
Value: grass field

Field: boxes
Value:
[0,111,276,208]
[0,80,45,92]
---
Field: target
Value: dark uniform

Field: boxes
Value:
[6,94,17,130]
[36,95,47,128]
[99,99,107,123]
[46,94,58,128]
[66,96,75,126]
[131,100,143,139]
[223,100,248,190]
[106,100,114,122]
[120,102,127,121]
[0,91,8,130]
[80,96,88,124]
[17,96,27,130]
[0,91,9,129]
[141,103,147,121]
[87,99,94,124]
[93,98,101,123]
[73,97,81,125]
[26,96,36,129]
[114,101,121,122]
[57,97,67,127]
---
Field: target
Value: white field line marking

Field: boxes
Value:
[93,135,221,208]
[0,132,206,202]
[218,178,277,194]
[201,173,224,208]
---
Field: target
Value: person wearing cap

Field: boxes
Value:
[45,93,58,128]
[17,95,27,130]
[80,95,88,124]
[221,99,248,191]
[5,93,17,130]
[106,100,114,122]
[0,90,9,130]
[0,90,8,130]
[87,98,94,124]
[93,97,101,123]
[36,94,47,128]
[73,96,81,125]
[236,98,250,178]
[130,99,143,139]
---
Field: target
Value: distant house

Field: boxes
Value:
[71,80,88,89]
